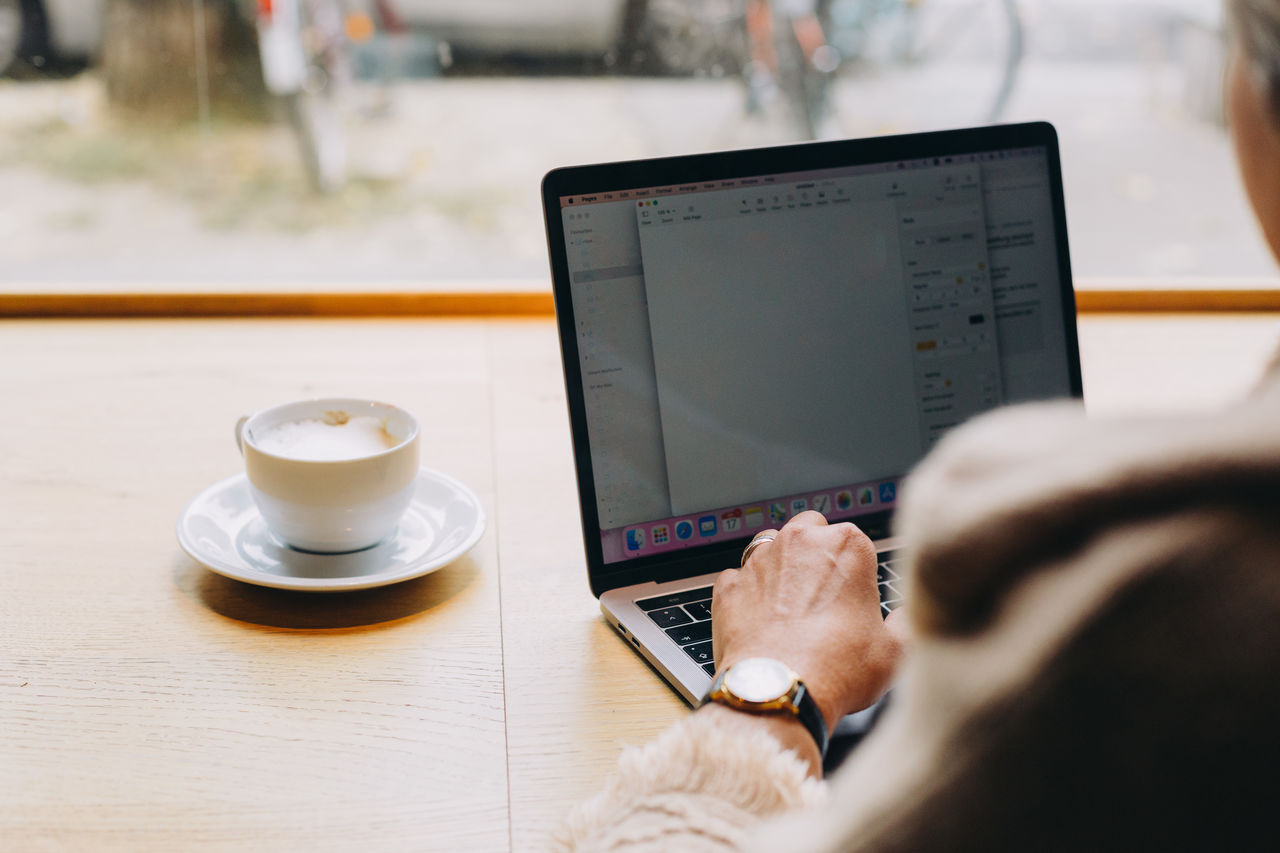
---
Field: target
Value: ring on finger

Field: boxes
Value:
[740,532,777,567]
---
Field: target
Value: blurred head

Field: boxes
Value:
[1227,0,1280,259]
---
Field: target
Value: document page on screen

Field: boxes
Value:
[636,164,994,516]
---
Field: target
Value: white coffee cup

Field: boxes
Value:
[235,398,420,553]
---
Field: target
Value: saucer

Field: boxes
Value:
[176,469,487,591]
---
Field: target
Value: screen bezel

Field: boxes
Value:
[542,122,1083,598]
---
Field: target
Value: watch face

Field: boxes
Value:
[723,658,794,703]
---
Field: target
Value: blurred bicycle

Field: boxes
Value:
[738,0,1025,139]
[254,0,378,192]
[829,0,1024,123]
[742,0,840,139]
[882,0,1024,124]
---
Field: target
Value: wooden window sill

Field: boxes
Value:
[4,278,1280,318]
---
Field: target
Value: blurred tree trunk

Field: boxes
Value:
[102,0,267,122]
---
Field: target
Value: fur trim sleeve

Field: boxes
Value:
[551,711,828,852]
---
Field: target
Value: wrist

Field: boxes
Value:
[719,641,900,734]
[717,653,845,734]
[794,663,854,735]
[703,657,829,764]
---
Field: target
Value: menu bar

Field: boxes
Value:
[559,148,1045,208]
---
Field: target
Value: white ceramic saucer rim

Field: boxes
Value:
[176,469,487,592]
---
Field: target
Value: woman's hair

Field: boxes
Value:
[1230,0,1280,121]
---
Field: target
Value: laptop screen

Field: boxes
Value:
[544,125,1080,572]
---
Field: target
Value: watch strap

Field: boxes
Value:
[790,681,829,760]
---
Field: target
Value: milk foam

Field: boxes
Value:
[255,413,399,461]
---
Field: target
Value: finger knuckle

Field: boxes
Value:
[836,522,874,553]
[777,523,808,547]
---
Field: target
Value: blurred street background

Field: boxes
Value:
[0,0,1269,289]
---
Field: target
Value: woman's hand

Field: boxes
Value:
[712,511,906,733]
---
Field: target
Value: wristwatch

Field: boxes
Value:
[700,657,829,759]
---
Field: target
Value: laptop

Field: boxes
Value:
[541,122,1083,707]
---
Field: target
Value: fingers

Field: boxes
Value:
[738,513,872,571]
[740,528,780,567]
[713,566,738,598]
[780,514,874,561]
[739,513,828,569]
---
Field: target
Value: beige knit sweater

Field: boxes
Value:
[554,365,1280,851]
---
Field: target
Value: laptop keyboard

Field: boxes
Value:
[638,552,904,677]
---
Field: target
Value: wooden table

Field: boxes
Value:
[3,313,1278,850]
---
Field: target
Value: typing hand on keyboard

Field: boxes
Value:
[711,511,907,734]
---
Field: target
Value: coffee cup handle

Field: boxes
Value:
[235,415,249,456]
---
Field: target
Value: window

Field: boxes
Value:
[0,0,1267,293]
